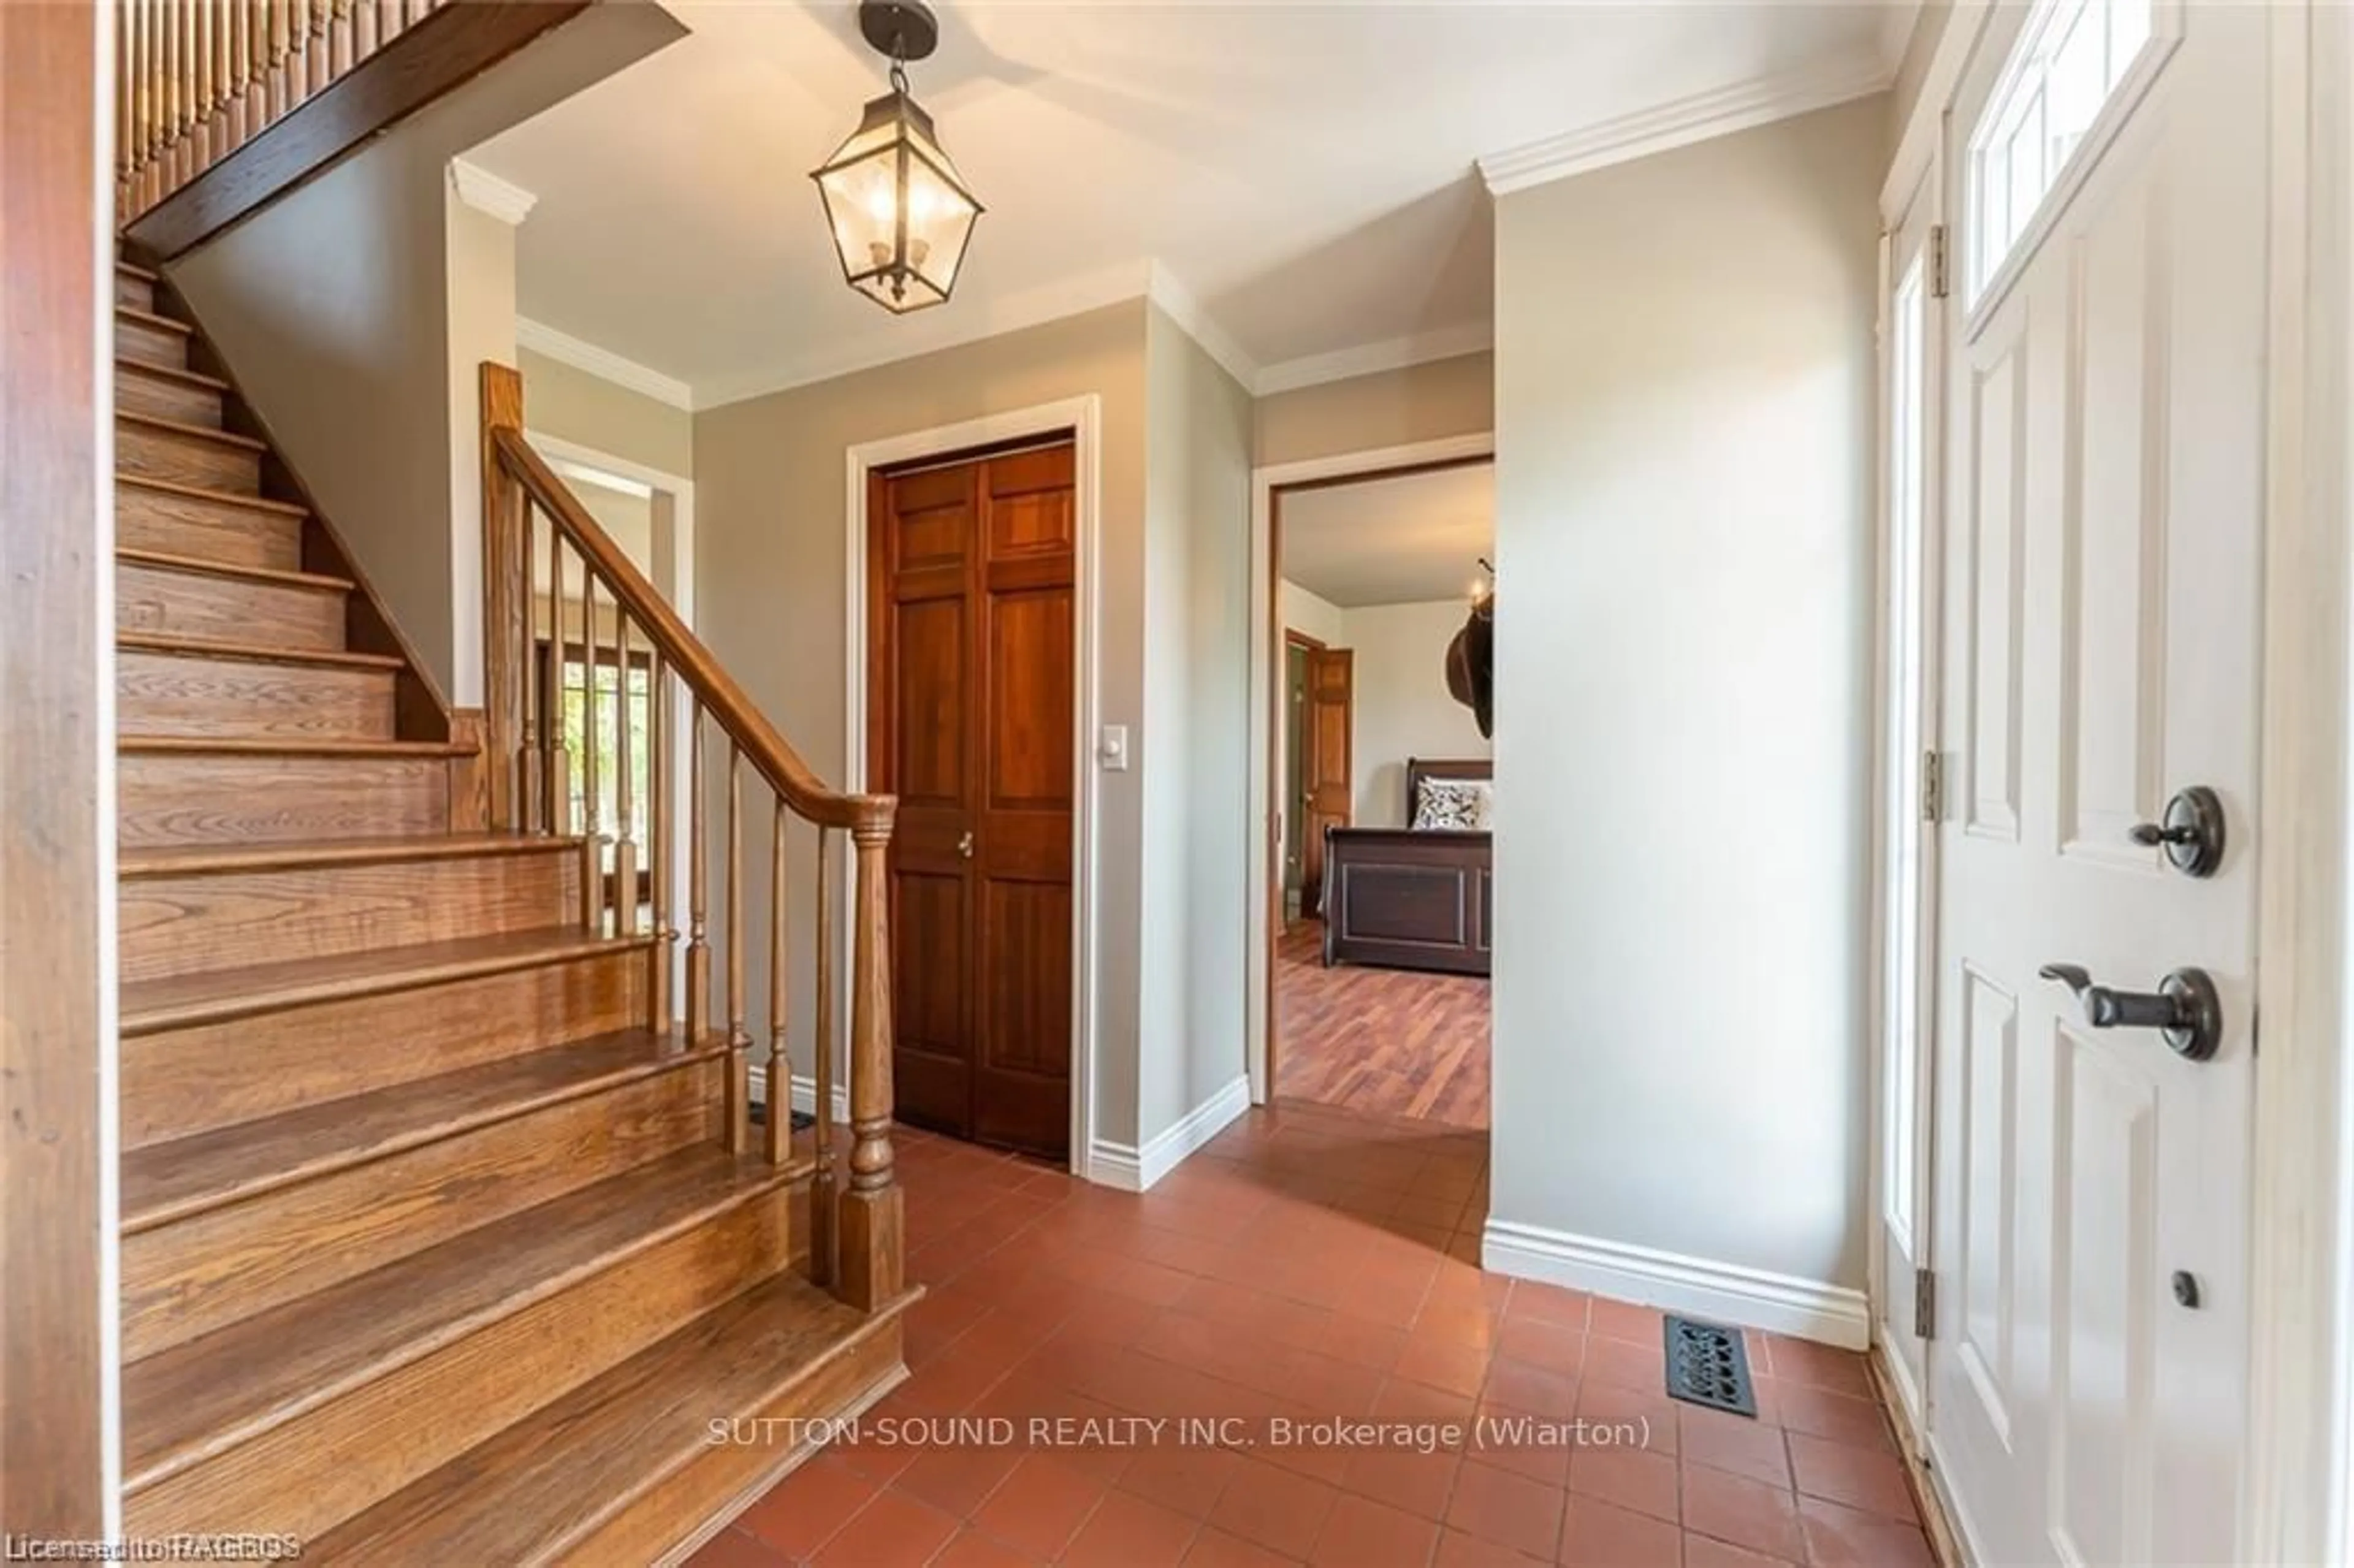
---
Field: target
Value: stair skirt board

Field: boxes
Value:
[1480,1219,1871,1350]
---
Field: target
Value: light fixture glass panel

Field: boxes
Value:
[810,82,982,314]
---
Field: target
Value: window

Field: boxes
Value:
[1965,0,2158,301]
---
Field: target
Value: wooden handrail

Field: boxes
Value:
[480,367,902,1315]
[489,425,891,835]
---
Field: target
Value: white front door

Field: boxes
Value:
[1925,3,2264,1564]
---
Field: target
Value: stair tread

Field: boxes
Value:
[116,357,229,393]
[118,258,161,283]
[124,1027,736,1234]
[118,544,352,593]
[118,472,307,518]
[120,832,583,878]
[124,1143,810,1492]
[118,735,472,758]
[118,409,269,451]
[118,303,192,335]
[118,630,403,671]
[307,1270,888,1565]
[122,927,650,1037]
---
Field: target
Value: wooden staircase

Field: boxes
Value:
[112,256,913,1562]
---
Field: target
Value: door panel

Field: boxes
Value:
[1300,647,1353,916]
[1925,9,2262,1565]
[870,441,1076,1159]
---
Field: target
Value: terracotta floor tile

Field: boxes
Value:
[1396,1333,1495,1398]
[1339,1444,1464,1523]
[1496,1317,1585,1376]
[1433,1528,1552,1567]
[1309,1491,1443,1567]
[968,1454,1106,1559]
[738,1453,877,1559]
[1794,1496,1937,1567]
[1580,1335,1667,1394]
[1677,1410,1792,1490]
[1679,1531,1795,1568]
[810,1489,961,1567]
[1783,1434,1917,1523]
[1566,1445,1680,1524]
[1751,1380,1895,1455]
[932,1527,1048,1568]
[1503,1282,1591,1331]
[894,1441,1025,1519]
[1061,1489,1202,1568]
[1574,1382,1680,1456]
[1468,1401,1574,1487]
[683,1526,788,1568]
[1444,1458,1564,1559]
[1678,1470,1804,1563]
[1208,1456,1339,1559]
[1183,1526,1304,1568]
[1555,1496,1683,1566]
[1753,1338,1872,1399]
[1586,1299,1666,1349]
[1485,1358,1580,1419]
[1119,1440,1244,1519]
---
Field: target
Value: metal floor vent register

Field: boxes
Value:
[1662,1314,1757,1417]
[748,1103,818,1133]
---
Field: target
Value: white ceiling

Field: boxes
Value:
[471,1,1911,408]
[1283,463,1493,608]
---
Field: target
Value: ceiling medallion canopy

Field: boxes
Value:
[810,0,984,315]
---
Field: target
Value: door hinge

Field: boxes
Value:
[1929,224,1951,299]
[1921,750,1944,823]
[1915,1266,1937,1340]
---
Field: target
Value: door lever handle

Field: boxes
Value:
[2037,963,2222,1062]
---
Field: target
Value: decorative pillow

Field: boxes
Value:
[1414,777,1492,831]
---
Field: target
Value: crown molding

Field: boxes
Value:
[1477,45,1896,197]
[1254,321,1494,397]
[1143,262,1262,390]
[515,317,695,412]
[449,158,538,226]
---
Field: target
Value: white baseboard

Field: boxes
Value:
[1086,1075,1250,1193]
[1482,1219,1870,1350]
[746,1063,850,1126]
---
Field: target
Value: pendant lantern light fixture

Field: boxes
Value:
[810,0,983,314]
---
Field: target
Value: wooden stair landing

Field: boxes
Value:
[109,248,905,1558]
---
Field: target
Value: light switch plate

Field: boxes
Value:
[1099,724,1130,772]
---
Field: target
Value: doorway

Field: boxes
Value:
[1257,453,1495,1130]
[865,437,1077,1160]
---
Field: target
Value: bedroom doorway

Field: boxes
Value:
[1259,452,1495,1133]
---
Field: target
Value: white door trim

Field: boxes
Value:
[842,397,1105,1176]
[2245,3,2354,1562]
[1244,432,1496,1103]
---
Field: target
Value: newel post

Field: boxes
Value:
[479,360,527,830]
[836,809,904,1312]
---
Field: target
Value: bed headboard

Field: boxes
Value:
[1405,756,1493,819]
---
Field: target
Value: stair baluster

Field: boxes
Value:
[614,616,640,939]
[812,825,838,1287]
[649,650,673,1035]
[543,523,563,834]
[579,574,603,932]
[685,709,709,1044]
[725,740,749,1152]
[767,797,790,1167]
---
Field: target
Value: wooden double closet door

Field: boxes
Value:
[867,441,1075,1160]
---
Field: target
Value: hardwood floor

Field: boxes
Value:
[1275,920,1490,1129]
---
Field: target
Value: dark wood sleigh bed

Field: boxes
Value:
[1319,758,1491,977]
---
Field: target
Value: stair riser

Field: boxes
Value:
[566,1325,904,1568]
[118,650,396,742]
[118,368,224,429]
[126,1189,794,1542]
[118,559,346,653]
[119,315,189,370]
[116,269,155,312]
[123,947,649,1150]
[122,1059,723,1360]
[120,421,261,493]
[119,483,304,573]
[122,853,581,984]
[120,752,449,847]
